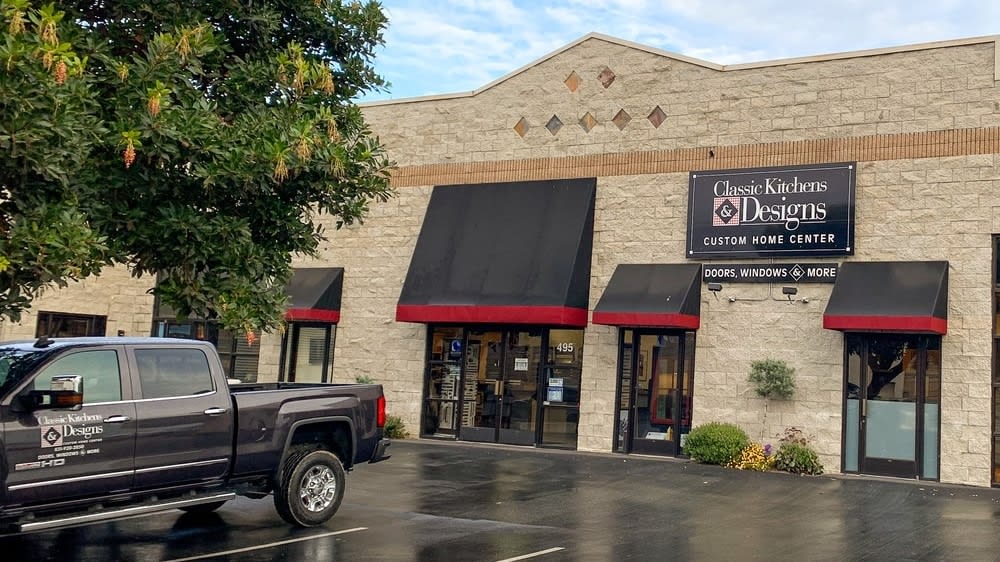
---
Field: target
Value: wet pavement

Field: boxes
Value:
[4,439,1000,561]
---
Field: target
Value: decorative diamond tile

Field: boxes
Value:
[579,112,597,133]
[612,109,631,130]
[597,66,616,88]
[513,117,529,138]
[648,105,666,128]
[546,115,563,135]
[564,71,581,92]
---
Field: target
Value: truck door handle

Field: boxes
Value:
[103,415,131,424]
[204,407,229,416]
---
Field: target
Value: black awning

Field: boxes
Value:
[286,267,344,322]
[592,264,702,329]
[396,179,596,326]
[823,261,948,334]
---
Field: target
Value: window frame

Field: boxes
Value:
[35,311,107,338]
[133,347,216,400]
[31,348,127,405]
[993,235,1000,486]
[278,322,337,383]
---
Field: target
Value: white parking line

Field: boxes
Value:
[496,547,566,562]
[162,527,368,562]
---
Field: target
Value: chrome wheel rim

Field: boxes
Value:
[299,465,337,512]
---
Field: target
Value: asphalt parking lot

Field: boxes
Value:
[4,439,1000,561]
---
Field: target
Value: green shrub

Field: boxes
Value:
[355,374,375,384]
[383,414,409,439]
[773,442,823,475]
[748,359,796,399]
[683,422,749,465]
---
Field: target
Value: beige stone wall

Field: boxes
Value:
[0,266,155,341]
[309,188,433,425]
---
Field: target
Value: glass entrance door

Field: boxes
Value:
[615,330,694,456]
[843,334,941,479]
[460,329,541,445]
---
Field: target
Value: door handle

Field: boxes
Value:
[204,407,229,416]
[103,415,131,424]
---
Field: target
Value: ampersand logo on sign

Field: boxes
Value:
[713,197,740,226]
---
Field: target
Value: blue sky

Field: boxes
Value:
[360,0,1000,102]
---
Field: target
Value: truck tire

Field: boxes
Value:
[178,500,228,515]
[273,446,346,527]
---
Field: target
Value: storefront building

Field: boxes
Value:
[6,33,1000,486]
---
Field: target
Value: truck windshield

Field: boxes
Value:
[0,348,49,398]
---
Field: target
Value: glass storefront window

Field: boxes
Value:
[36,311,107,337]
[843,333,940,480]
[994,236,1000,486]
[541,329,583,448]
[280,323,336,383]
[421,326,584,448]
[423,327,464,437]
[220,328,262,382]
[615,330,634,453]
[614,329,695,457]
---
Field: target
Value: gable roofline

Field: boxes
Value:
[360,32,1000,108]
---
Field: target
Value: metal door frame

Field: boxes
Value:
[613,329,694,457]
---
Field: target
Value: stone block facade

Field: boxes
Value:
[8,34,1000,486]
[356,35,1000,486]
[0,267,155,341]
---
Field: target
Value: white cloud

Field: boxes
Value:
[362,0,1000,101]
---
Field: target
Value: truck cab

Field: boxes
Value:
[0,337,389,533]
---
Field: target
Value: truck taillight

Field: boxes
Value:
[377,395,386,428]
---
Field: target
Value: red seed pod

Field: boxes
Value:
[123,142,136,168]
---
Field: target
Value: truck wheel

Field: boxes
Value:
[274,446,346,527]
[179,500,228,515]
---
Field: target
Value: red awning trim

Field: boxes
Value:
[822,315,946,335]
[396,305,588,327]
[285,308,341,323]
[591,312,700,329]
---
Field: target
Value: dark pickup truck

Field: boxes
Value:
[0,337,390,533]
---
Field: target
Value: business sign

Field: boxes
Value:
[703,263,839,283]
[686,163,855,258]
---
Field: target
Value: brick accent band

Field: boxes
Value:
[389,126,1000,187]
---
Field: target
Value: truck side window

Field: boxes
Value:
[135,348,215,399]
[33,350,122,404]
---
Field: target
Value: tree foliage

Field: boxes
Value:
[0,0,393,337]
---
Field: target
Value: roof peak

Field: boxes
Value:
[362,32,999,107]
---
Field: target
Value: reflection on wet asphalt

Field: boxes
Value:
[3,439,1000,561]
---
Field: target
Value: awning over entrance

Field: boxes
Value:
[396,178,596,327]
[592,264,703,329]
[823,261,948,334]
[285,267,344,322]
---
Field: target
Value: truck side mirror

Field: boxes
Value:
[21,375,85,411]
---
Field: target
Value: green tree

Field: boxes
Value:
[747,358,796,441]
[0,0,393,338]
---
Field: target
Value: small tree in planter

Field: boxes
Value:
[748,359,796,441]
